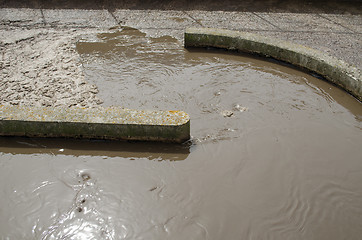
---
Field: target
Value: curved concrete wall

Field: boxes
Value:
[185,28,361,101]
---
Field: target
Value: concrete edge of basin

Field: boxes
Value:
[0,105,190,143]
[184,27,362,101]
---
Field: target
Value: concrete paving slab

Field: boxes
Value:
[139,28,185,42]
[113,9,199,29]
[186,11,278,31]
[148,10,192,18]
[136,17,198,29]
[255,13,352,33]
[320,14,362,33]
[112,10,147,27]
[0,8,43,26]
[43,9,117,28]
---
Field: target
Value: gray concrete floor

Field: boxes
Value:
[1,1,361,69]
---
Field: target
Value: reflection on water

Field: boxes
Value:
[0,137,190,160]
[0,27,361,239]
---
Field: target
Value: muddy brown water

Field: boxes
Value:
[0,27,362,239]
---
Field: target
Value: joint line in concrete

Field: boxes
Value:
[107,9,123,26]
[182,11,204,27]
[317,14,356,34]
[40,9,46,25]
[251,12,283,31]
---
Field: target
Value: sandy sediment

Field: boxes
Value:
[0,28,103,108]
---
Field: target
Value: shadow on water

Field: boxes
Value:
[0,0,361,14]
[0,136,191,160]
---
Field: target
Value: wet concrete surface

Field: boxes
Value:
[0,27,362,239]
[0,137,190,160]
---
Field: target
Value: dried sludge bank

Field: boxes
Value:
[0,105,190,143]
[185,28,362,101]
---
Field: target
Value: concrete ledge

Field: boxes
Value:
[0,105,190,143]
[185,28,362,101]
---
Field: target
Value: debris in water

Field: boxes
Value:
[149,186,158,191]
[234,104,248,112]
[81,173,91,181]
[214,91,221,96]
[221,110,234,117]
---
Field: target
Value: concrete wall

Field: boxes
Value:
[185,28,361,101]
